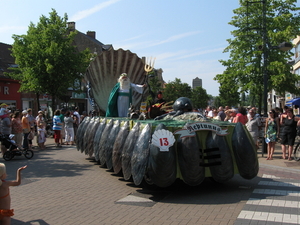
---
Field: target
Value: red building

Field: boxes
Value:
[0,42,22,110]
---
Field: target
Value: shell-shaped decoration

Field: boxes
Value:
[151,129,176,152]
[85,48,148,113]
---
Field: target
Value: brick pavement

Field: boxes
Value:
[1,137,299,225]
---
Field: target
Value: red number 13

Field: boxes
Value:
[159,138,169,146]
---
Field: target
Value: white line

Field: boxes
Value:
[246,198,300,208]
[237,211,300,224]
[116,195,153,203]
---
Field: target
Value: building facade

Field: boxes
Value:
[0,22,111,116]
[192,77,202,89]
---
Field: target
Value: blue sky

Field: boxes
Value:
[0,0,243,96]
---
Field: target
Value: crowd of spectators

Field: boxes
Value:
[204,105,299,161]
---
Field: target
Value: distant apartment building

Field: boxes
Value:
[192,77,202,89]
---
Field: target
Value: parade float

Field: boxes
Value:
[76,48,259,188]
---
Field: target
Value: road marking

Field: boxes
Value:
[235,174,300,225]
[116,195,153,203]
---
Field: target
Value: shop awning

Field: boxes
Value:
[285,98,300,106]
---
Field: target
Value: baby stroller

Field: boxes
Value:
[0,134,34,161]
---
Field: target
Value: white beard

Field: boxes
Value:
[120,79,130,90]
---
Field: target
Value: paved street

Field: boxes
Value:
[2,137,300,225]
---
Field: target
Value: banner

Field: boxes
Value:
[173,122,228,138]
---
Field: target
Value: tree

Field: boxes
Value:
[10,9,91,111]
[146,70,164,104]
[191,86,209,110]
[163,78,192,103]
[214,0,300,114]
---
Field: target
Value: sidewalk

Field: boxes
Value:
[257,142,300,172]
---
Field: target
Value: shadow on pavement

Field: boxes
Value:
[11,218,50,225]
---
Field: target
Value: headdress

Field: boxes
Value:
[120,73,127,78]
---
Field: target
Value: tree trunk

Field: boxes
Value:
[36,92,40,112]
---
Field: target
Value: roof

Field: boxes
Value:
[0,42,16,77]
[71,30,112,55]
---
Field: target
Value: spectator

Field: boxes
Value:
[73,107,80,125]
[212,109,221,120]
[53,109,63,147]
[72,115,78,141]
[218,106,226,121]
[205,106,213,118]
[21,110,30,150]
[0,103,9,119]
[35,111,46,146]
[0,111,11,155]
[64,111,75,145]
[264,109,280,160]
[35,111,46,127]
[37,123,46,149]
[26,109,36,147]
[233,106,248,125]
[280,108,300,160]
[11,111,23,148]
[59,109,66,145]
[246,108,262,150]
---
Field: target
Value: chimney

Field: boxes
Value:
[67,22,75,30]
[87,31,96,39]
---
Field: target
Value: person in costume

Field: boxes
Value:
[106,73,146,117]
[0,163,27,225]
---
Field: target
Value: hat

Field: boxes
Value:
[27,108,32,112]
[9,134,15,139]
[0,103,8,107]
[38,110,43,114]
[22,110,28,115]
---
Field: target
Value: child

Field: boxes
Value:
[37,123,46,149]
[0,103,9,119]
[0,163,27,225]
[8,135,18,151]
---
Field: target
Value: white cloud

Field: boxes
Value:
[148,31,201,47]
[69,0,121,21]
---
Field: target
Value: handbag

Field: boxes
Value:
[23,128,29,134]
[28,131,34,140]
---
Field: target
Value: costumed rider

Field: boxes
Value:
[106,73,146,117]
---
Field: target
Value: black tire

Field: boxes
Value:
[293,142,300,161]
[24,150,34,159]
[3,151,13,161]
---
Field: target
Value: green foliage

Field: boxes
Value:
[146,71,164,104]
[214,0,300,112]
[215,70,240,106]
[163,78,192,103]
[191,86,209,109]
[10,9,91,110]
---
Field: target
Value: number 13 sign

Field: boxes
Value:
[151,129,175,152]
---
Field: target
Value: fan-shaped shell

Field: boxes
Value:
[151,129,175,151]
[85,48,148,113]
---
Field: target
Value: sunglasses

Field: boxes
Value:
[269,112,273,114]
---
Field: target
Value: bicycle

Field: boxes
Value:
[293,136,300,161]
[292,127,300,161]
